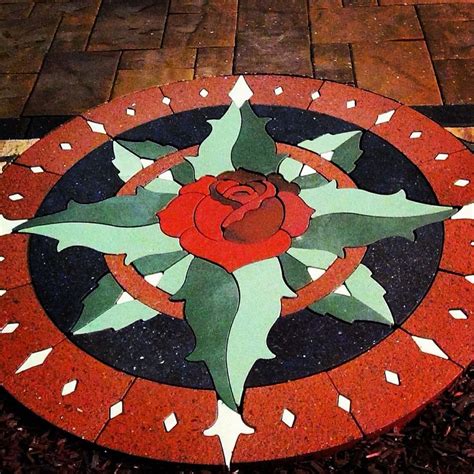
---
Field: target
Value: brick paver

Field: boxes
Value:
[0,1,472,116]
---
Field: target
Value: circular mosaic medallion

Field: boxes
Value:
[0,76,472,468]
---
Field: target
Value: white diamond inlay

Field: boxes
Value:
[321,151,334,161]
[454,179,469,187]
[61,379,78,396]
[229,76,254,108]
[375,110,395,125]
[346,100,356,109]
[199,88,209,98]
[87,121,107,134]
[0,289,5,297]
[435,153,448,161]
[163,412,178,432]
[308,267,325,281]
[274,86,283,96]
[162,96,171,106]
[60,142,72,151]
[338,394,351,412]
[384,370,400,385]
[0,256,4,262]
[159,170,174,181]
[109,401,123,419]
[311,90,320,100]
[16,347,53,374]
[30,166,44,173]
[1,322,19,334]
[281,408,296,427]
[449,309,468,320]
[452,203,474,220]
[126,107,136,116]
[117,292,133,304]
[9,194,23,201]
[300,165,317,176]
[410,131,422,139]
[144,272,163,286]
[412,335,448,359]
[334,285,351,297]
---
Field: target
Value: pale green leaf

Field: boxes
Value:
[309,264,394,325]
[278,156,303,182]
[157,254,194,294]
[287,247,337,269]
[299,131,362,173]
[186,103,241,178]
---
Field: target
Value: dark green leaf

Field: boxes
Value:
[133,251,188,276]
[279,253,312,291]
[170,161,195,185]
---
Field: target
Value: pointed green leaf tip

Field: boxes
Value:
[173,257,295,411]
[309,264,394,325]
[299,130,363,173]
[296,181,455,256]
[72,273,156,334]
[186,100,284,179]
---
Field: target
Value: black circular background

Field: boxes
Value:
[29,105,444,389]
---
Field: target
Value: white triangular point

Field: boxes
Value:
[308,267,325,281]
[229,76,254,109]
[281,408,296,427]
[117,292,134,304]
[412,336,448,359]
[454,179,469,187]
[1,322,19,334]
[87,120,107,134]
[144,272,163,286]
[435,153,448,161]
[204,400,254,468]
[0,215,27,236]
[449,309,468,320]
[466,275,474,284]
[163,412,178,432]
[61,379,78,396]
[334,284,351,297]
[337,394,351,412]
[140,158,154,168]
[375,110,395,125]
[321,151,334,161]
[451,203,474,220]
[109,401,123,419]
[384,370,400,385]
[158,170,174,181]
[0,289,6,297]
[300,164,317,176]
[16,347,53,374]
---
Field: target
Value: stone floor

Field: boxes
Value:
[0,0,473,118]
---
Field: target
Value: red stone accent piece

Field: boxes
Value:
[328,330,462,436]
[441,219,474,275]
[0,234,31,289]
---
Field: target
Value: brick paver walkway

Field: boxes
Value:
[0,0,472,118]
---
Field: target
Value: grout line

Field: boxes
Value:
[306,0,315,79]
[160,0,172,49]
[347,43,357,86]
[84,0,103,51]
[231,0,240,75]
[108,51,123,102]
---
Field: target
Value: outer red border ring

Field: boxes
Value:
[1,75,472,466]
[105,143,365,318]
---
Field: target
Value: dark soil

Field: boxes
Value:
[1,365,472,474]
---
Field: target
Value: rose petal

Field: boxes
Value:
[223,197,284,243]
[158,193,205,237]
[194,195,233,240]
[279,191,314,237]
[180,175,216,195]
[180,227,291,273]
[267,173,300,195]
[223,185,258,204]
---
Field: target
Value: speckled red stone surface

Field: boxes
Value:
[1,76,472,467]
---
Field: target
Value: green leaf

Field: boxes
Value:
[279,253,312,291]
[173,258,241,410]
[292,171,328,190]
[18,222,181,265]
[309,264,394,325]
[278,156,303,182]
[72,273,123,332]
[287,247,337,269]
[116,140,176,160]
[299,131,363,173]
[174,257,295,411]
[15,187,174,230]
[231,101,285,174]
[186,103,241,178]
[170,161,195,185]
[157,254,194,294]
[72,273,157,334]
[145,175,181,194]
[295,181,455,256]
[133,250,188,276]
[113,141,143,182]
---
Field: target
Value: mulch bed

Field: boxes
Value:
[1,365,472,474]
